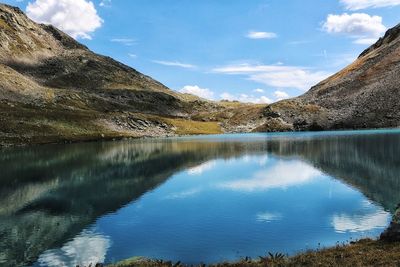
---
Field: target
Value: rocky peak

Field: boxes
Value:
[359,23,400,58]
[0,3,86,62]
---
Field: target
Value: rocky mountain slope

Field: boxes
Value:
[0,3,266,146]
[260,23,400,131]
[1,3,399,146]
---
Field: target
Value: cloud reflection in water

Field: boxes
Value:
[38,231,111,267]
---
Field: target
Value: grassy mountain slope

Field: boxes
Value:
[0,4,267,146]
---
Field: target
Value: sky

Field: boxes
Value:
[4,0,400,103]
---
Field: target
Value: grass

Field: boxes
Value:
[162,118,222,135]
[104,239,400,267]
[0,102,135,146]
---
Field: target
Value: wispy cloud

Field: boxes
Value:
[213,63,331,91]
[340,0,400,10]
[164,188,202,200]
[256,212,283,222]
[152,60,197,69]
[128,53,137,58]
[287,40,312,45]
[322,13,386,45]
[111,38,136,46]
[246,31,277,39]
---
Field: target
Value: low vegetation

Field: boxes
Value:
[162,118,223,135]
[104,239,400,267]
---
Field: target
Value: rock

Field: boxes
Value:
[380,205,400,242]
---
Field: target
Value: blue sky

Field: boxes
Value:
[5,0,400,103]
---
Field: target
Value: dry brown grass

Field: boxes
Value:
[162,118,222,135]
[106,239,400,267]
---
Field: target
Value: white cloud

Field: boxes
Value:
[322,13,386,45]
[332,210,390,233]
[128,53,137,58]
[274,90,290,101]
[213,63,331,91]
[341,0,400,10]
[152,60,196,69]
[246,31,277,39]
[111,38,136,46]
[256,212,283,222]
[253,88,265,93]
[219,161,321,191]
[38,231,111,267]
[26,0,103,39]
[180,85,215,100]
[187,161,216,175]
[220,92,272,104]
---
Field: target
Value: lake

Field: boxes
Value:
[1,129,400,266]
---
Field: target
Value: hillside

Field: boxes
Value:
[259,23,400,131]
[1,3,399,146]
[0,4,267,146]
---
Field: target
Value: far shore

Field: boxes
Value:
[2,126,400,148]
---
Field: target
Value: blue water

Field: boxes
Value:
[1,129,399,266]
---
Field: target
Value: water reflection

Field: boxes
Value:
[0,130,399,266]
[38,231,110,267]
[218,160,321,191]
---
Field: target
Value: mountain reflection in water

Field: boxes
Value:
[0,130,399,266]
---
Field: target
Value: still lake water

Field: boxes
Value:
[1,129,400,266]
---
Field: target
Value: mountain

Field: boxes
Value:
[0,3,267,146]
[259,23,400,131]
[1,3,399,146]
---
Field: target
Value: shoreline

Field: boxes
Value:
[1,126,400,148]
[106,239,400,267]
